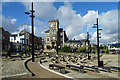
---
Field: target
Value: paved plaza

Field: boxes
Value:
[1,57,31,78]
[1,52,120,80]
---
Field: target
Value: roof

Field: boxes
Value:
[11,34,17,36]
[48,19,59,22]
[19,30,30,35]
[80,39,87,42]
[65,40,82,43]
[45,30,49,33]
[59,28,63,31]
[65,39,88,43]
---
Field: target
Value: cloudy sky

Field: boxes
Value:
[1,1,118,44]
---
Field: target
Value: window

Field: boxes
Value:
[11,38,13,42]
[47,33,49,36]
[47,38,49,41]
[52,30,55,34]
[60,32,62,36]
[51,23,56,27]
[23,39,25,44]
[27,39,28,44]
[61,43,63,46]
[14,36,17,40]
[52,37,55,40]
[20,38,25,44]
[60,37,63,41]
[53,23,56,27]
[20,39,22,43]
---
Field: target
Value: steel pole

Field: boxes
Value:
[57,30,58,55]
[97,18,100,66]
[31,2,34,62]
[87,32,90,59]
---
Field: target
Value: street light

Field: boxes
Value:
[99,29,102,31]
[25,2,35,62]
[56,28,59,55]
[92,11,103,67]
[92,25,97,28]
[87,31,91,60]
[25,12,30,14]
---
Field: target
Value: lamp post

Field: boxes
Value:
[92,11,103,67]
[25,2,35,62]
[87,31,91,60]
[56,28,59,55]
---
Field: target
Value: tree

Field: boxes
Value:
[26,46,29,51]
[90,46,97,53]
[99,45,104,49]
[100,45,109,53]
[47,45,51,50]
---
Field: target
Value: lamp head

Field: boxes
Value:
[92,26,97,28]
[99,29,102,31]
[25,12,30,14]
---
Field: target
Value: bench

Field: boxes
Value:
[100,66,111,72]
[93,66,111,72]
[9,55,23,60]
[66,64,84,73]
[83,65,99,73]
[49,64,65,74]
[110,67,120,72]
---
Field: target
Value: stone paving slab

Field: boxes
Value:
[1,58,31,78]
[26,58,71,79]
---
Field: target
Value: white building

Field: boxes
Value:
[10,30,30,44]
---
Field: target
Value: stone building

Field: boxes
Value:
[0,27,10,51]
[44,19,68,49]
[64,39,88,48]
[64,39,88,52]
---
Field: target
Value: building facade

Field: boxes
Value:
[44,19,68,50]
[64,39,88,48]
[0,27,10,51]
[10,30,42,51]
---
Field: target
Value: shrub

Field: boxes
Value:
[77,46,86,52]
[60,45,71,52]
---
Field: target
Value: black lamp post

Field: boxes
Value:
[25,2,35,62]
[56,28,59,55]
[93,15,103,67]
[87,31,91,60]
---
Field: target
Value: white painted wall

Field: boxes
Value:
[10,34,25,43]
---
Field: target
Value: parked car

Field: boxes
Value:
[112,51,116,54]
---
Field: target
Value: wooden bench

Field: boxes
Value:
[49,64,65,74]
[66,64,84,73]
[93,66,111,72]
[100,66,111,72]
[110,67,120,72]
[83,65,99,73]
[9,55,23,60]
